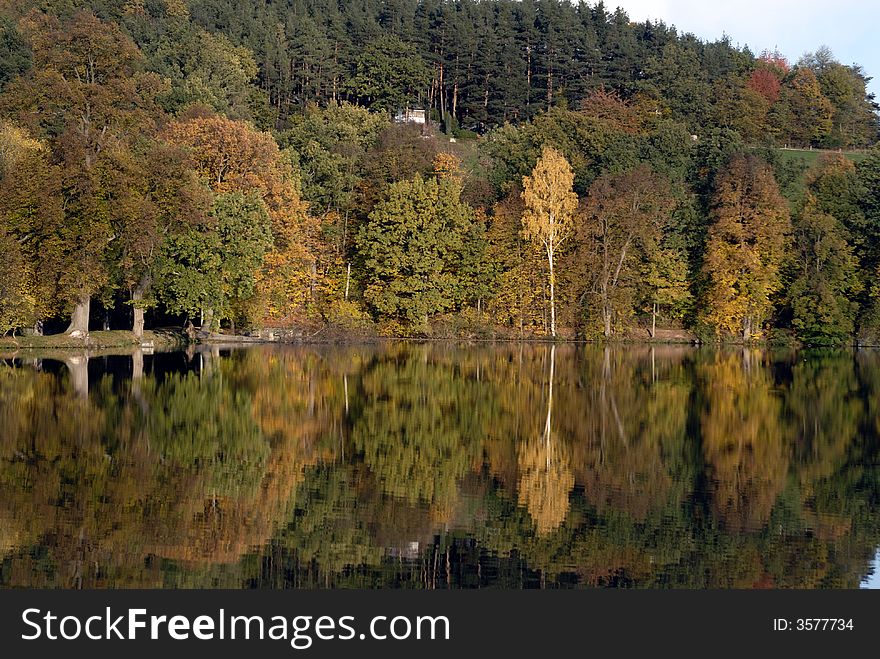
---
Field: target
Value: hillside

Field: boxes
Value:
[0,1,879,346]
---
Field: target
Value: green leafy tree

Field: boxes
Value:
[789,199,861,344]
[0,16,30,91]
[357,174,482,327]
[641,246,692,338]
[144,23,259,121]
[773,68,834,147]
[800,48,879,148]
[157,192,272,328]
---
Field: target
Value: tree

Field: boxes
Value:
[747,67,782,105]
[0,10,166,336]
[345,35,430,112]
[641,246,692,338]
[0,16,30,91]
[110,140,211,338]
[163,114,315,325]
[578,165,676,338]
[357,173,482,327]
[773,68,834,147]
[713,76,770,145]
[789,199,860,345]
[0,121,61,333]
[700,156,791,341]
[644,42,712,129]
[156,192,272,329]
[521,146,578,337]
[0,228,35,334]
[485,189,547,335]
[143,24,259,121]
[800,48,879,148]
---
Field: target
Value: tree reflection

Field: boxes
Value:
[1,344,879,589]
[699,350,789,532]
[518,346,574,536]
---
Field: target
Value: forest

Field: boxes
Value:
[1,0,880,344]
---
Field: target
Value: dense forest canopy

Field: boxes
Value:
[0,0,879,344]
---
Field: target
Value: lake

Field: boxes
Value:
[1,342,879,589]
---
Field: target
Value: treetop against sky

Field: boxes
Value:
[613,0,879,97]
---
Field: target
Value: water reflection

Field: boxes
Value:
[1,343,879,589]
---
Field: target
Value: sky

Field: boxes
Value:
[609,1,880,97]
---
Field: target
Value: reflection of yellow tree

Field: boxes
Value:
[517,439,574,535]
[518,347,573,535]
[700,351,789,532]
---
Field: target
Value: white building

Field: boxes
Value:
[394,108,427,125]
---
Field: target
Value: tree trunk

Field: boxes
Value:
[63,355,89,398]
[132,347,143,380]
[603,306,612,338]
[742,315,752,343]
[544,344,555,448]
[132,305,145,340]
[548,245,556,338]
[651,302,657,339]
[200,307,215,337]
[132,274,151,340]
[131,346,144,398]
[65,293,90,337]
[198,345,220,377]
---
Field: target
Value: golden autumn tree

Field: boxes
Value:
[0,122,55,334]
[432,151,463,183]
[700,156,791,341]
[521,146,578,337]
[486,190,547,334]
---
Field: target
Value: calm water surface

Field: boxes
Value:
[2,343,879,589]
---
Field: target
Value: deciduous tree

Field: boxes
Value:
[578,165,676,337]
[789,198,860,344]
[357,173,483,327]
[521,146,578,337]
[700,156,791,341]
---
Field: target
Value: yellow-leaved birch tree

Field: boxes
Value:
[521,146,578,337]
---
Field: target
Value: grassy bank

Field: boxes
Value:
[0,329,188,351]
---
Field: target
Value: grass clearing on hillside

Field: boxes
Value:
[775,147,870,167]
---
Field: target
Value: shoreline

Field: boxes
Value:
[2,327,878,353]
